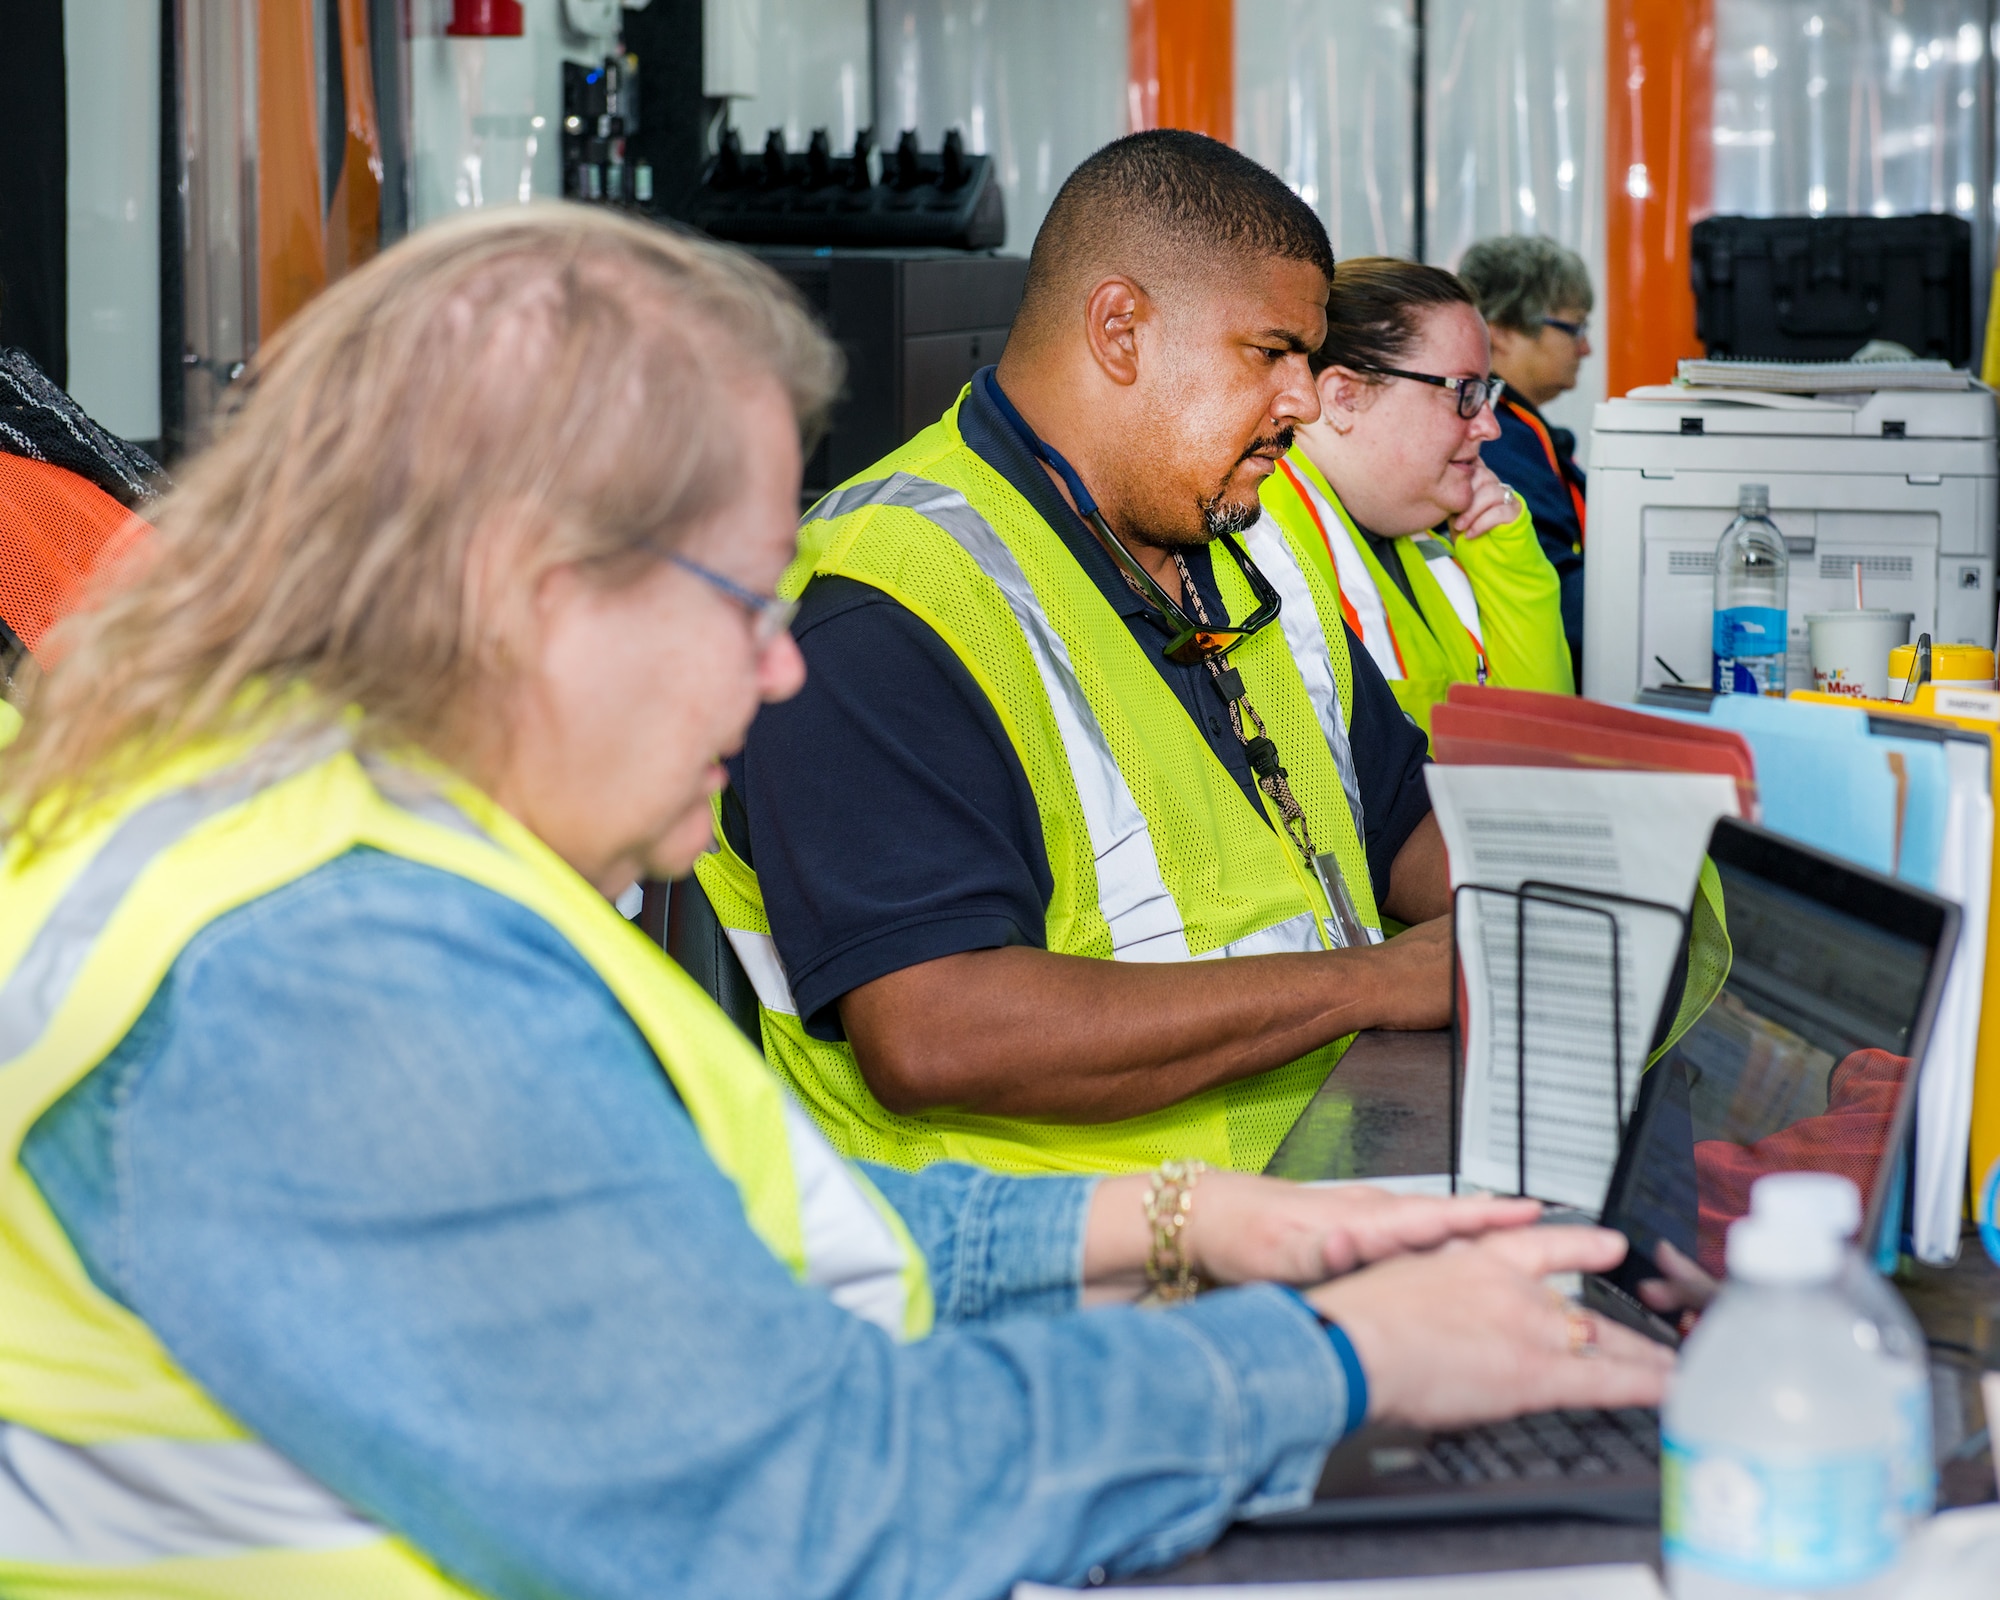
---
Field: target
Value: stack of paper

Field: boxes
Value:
[1427,689,1749,1211]
[1677,356,1970,392]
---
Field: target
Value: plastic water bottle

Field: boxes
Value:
[1664,1209,1905,1598]
[1751,1174,1934,1531]
[1713,483,1789,696]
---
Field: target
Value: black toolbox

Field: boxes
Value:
[1690,214,1972,364]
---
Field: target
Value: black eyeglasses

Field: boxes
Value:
[1352,364,1502,420]
[1541,315,1590,342]
[982,375,1282,664]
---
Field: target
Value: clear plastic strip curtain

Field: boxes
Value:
[1236,1,1606,454]
[1234,0,1420,261]
[873,0,1127,256]
[1710,0,1996,353]
[1713,3,1990,225]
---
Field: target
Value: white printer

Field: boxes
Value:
[1584,386,1998,703]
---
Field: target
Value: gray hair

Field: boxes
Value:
[1456,236,1594,333]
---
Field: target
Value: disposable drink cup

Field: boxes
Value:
[1888,643,1996,699]
[1806,609,1913,700]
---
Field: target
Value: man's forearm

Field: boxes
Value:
[837,919,1449,1121]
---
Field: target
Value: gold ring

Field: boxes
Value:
[1566,1312,1601,1358]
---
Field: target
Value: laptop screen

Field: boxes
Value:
[1598,818,1955,1313]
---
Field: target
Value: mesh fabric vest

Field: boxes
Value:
[1260,450,1482,738]
[696,392,1380,1175]
[0,737,931,1597]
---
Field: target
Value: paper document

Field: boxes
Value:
[1676,356,1969,392]
[1428,767,1741,1210]
[1016,1562,1664,1599]
[1911,736,1993,1261]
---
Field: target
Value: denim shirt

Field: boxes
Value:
[21,848,1353,1600]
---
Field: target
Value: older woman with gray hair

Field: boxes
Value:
[1457,235,1595,683]
[0,208,1665,1600]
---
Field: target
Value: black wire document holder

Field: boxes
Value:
[1448,881,1690,1200]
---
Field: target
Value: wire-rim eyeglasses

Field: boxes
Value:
[665,552,799,646]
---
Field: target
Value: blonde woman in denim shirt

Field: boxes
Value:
[0,209,1668,1600]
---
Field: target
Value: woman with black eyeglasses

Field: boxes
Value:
[1458,235,1596,685]
[1257,257,1575,740]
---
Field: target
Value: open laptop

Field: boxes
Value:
[1255,815,1960,1527]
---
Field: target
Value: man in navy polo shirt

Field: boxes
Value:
[712,131,1452,1173]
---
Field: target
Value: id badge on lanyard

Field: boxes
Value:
[1313,850,1378,948]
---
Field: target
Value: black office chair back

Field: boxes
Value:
[660,875,764,1047]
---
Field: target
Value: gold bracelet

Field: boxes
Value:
[1141,1158,1206,1305]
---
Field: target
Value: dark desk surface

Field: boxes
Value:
[1123,1029,2000,1587]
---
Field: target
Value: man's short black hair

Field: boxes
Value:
[1012,130,1334,345]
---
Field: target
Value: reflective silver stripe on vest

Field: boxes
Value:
[1411,535,1486,649]
[0,735,349,1070]
[359,755,489,843]
[0,1421,379,1565]
[1244,512,1367,845]
[811,474,1189,962]
[721,926,800,1016]
[1207,907,1324,958]
[779,1099,911,1333]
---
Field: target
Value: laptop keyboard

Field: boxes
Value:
[1409,1408,1659,1485]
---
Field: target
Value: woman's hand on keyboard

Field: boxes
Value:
[1307,1224,1676,1429]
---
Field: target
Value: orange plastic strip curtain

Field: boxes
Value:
[1128,0,1234,141]
[1604,0,1714,397]
[326,0,384,279]
[257,0,329,340]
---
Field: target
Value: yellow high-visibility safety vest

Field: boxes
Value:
[0,735,931,1599]
[1259,449,1573,740]
[696,389,1383,1176]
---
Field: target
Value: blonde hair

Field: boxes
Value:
[2,205,840,848]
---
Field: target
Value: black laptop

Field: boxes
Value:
[1256,816,1960,1527]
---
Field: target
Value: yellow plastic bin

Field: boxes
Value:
[1889,643,1998,699]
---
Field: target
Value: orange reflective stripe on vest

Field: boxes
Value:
[1501,397,1586,546]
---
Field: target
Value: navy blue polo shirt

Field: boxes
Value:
[724,367,1433,1040]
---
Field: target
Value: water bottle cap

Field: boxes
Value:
[1749,1172,1862,1240]
[1727,1213,1840,1285]
[1738,483,1770,515]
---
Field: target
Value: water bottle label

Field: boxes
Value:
[1662,1437,1898,1587]
[1713,606,1787,658]
[1897,1379,1936,1520]
[1980,1154,2000,1266]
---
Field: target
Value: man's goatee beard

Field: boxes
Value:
[1200,496,1262,538]
[1197,427,1293,539]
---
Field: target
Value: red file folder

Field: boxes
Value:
[1432,685,1759,817]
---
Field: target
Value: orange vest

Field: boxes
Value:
[0,455,152,661]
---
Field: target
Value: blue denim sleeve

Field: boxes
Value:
[857,1160,1092,1323]
[22,849,1353,1600]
